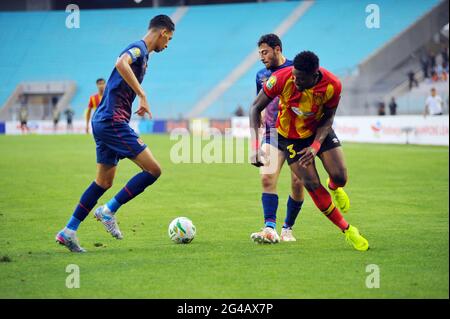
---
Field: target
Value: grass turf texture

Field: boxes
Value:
[0,134,448,298]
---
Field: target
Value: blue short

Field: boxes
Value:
[92,121,147,166]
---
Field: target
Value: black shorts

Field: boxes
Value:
[277,129,341,165]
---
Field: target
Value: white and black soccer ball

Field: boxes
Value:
[168,217,196,244]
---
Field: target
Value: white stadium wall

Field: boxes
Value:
[333,116,448,146]
[230,116,449,146]
[2,115,448,146]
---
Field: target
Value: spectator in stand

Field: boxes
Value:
[420,52,430,79]
[64,107,75,132]
[435,63,444,81]
[407,71,419,90]
[431,70,439,82]
[377,101,386,116]
[424,87,444,117]
[388,97,397,115]
[234,105,245,117]
[429,51,436,71]
[19,105,29,134]
[441,45,449,66]
[442,61,449,81]
[52,105,60,132]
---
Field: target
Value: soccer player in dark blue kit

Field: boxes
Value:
[251,34,304,243]
[56,15,175,252]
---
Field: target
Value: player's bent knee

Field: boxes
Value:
[143,164,162,178]
[330,170,347,187]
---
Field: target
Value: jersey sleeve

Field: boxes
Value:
[256,74,262,95]
[263,72,284,99]
[126,47,142,63]
[125,41,146,64]
[324,80,342,109]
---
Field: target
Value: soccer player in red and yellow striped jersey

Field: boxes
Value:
[249,51,369,251]
[85,78,105,134]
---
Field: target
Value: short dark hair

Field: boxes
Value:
[96,78,105,84]
[149,14,175,31]
[293,51,319,74]
[258,34,282,51]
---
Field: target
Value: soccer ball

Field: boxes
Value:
[168,217,196,244]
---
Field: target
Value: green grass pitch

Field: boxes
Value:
[0,134,448,298]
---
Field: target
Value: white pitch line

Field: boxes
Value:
[186,0,315,119]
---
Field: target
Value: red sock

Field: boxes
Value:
[308,185,349,231]
[326,208,349,231]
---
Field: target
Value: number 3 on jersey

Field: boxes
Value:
[287,144,296,159]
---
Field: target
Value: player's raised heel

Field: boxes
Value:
[55,230,87,253]
[94,205,123,239]
[327,178,350,213]
[250,227,280,244]
[344,225,369,251]
[280,227,297,242]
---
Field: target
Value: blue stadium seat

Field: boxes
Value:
[217,0,440,118]
[0,0,439,119]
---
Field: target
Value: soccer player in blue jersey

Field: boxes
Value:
[250,34,304,243]
[56,15,175,252]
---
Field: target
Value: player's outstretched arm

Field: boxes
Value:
[115,54,152,119]
[249,90,273,167]
[298,107,337,168]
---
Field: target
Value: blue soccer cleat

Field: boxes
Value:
[55,230,87,253]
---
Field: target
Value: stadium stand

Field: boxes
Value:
[216,0,443,117]
[0,0,445,120]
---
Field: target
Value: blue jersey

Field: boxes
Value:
[256,59,293,94]
[255,59,293,130]
[93,40,149,123]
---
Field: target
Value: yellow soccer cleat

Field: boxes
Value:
[344,225,369,251]
[327,178,350,213]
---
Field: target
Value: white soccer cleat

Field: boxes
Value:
[94,205,123,239]
[280,227,297,242]
[55,230,87,253]
[250,227,280,244]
